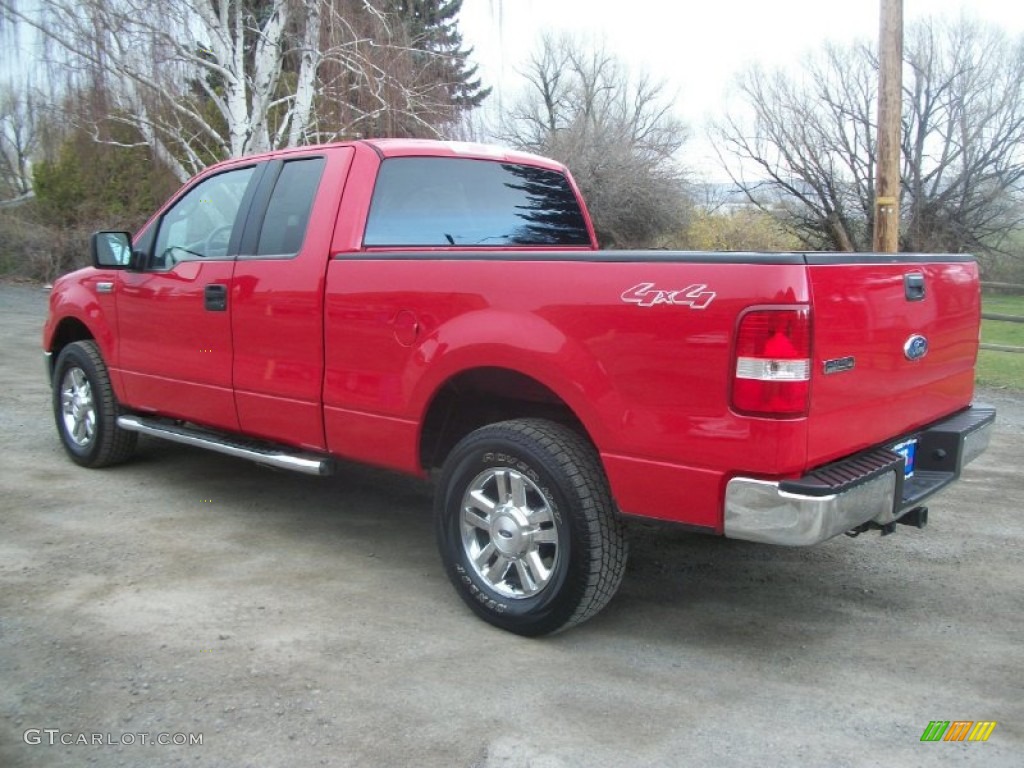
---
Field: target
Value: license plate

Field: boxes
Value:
[892,439,917,478]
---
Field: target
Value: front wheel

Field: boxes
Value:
[52,340,137,467]
[435,419,627,636]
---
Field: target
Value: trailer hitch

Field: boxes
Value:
[845,506,929,537]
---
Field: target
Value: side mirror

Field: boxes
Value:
[91,231,134,269]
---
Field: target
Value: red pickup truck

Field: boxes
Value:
[44,139,995,635]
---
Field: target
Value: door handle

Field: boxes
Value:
[904,273,925,301]
[204,284,228,312]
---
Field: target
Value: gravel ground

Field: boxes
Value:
[1,280,1022,767]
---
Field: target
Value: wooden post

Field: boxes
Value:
[873,0,903,253]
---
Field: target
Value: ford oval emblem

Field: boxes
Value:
[904,334,929,361]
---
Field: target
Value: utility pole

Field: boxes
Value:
[873,0,903,252]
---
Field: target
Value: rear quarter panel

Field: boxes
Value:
[322,255,813,528]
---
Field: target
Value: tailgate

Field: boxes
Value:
[805,255,980,468]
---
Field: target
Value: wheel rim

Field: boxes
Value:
[460,467,560,599]
[60,367,97,447]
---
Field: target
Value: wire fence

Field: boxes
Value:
[980,281,1024,353]
[981,281,1024,293]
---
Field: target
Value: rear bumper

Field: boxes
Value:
[723,405,996,546]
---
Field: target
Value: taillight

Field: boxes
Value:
[732,307,811,417]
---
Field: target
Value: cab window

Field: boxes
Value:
[254,157,326,257]
[364,157,591,247]
[151,167,256,270]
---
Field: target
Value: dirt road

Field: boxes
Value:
[1,282,1021,767]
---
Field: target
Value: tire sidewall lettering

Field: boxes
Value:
[479,451,563,526]
[454,564,509,614]
[435,420,623,635]
[441,442,572,621]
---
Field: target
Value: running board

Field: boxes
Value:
[116,415,335,476]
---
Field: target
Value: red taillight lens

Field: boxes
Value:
[732,307,811,417]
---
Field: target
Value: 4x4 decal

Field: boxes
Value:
[621,282,716,309]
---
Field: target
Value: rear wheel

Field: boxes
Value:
[435,419,627,636]
[52,341,137,467]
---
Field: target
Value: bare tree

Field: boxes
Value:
[0,81,38,199]
[0,0,483,182]
[496,33,690,248]
[901,19,1024,253]
[715,17,1024,254]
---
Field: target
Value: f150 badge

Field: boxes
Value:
[621,282,716,309]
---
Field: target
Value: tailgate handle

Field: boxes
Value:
[204,283,228,312]
[904,273,925,301]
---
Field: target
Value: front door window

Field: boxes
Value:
[151,167,255,269]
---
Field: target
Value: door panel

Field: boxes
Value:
[117,261,238,429]
[115,165,258,430]
[231,150,351,450]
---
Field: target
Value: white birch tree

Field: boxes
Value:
[0,0,472,181]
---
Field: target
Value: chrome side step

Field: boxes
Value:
[117,415,335,476]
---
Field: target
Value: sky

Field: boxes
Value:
[458,0,1024,180]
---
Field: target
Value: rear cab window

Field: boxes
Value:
[249,156,327,258]
[363,157,591,247]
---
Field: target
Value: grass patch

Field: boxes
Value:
[979,293,1024,390]
[976,350,1024,390]
[982,294,1024,316]
[981,317,1024,347]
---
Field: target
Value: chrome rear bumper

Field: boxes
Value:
[724,405,996,546]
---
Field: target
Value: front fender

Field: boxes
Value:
[44,269,120,378]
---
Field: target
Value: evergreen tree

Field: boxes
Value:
[393,0,491,112]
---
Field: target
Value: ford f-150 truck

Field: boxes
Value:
[44,139,995,635]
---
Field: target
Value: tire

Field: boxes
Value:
[52,340,137,468]
[435,418,627,636]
